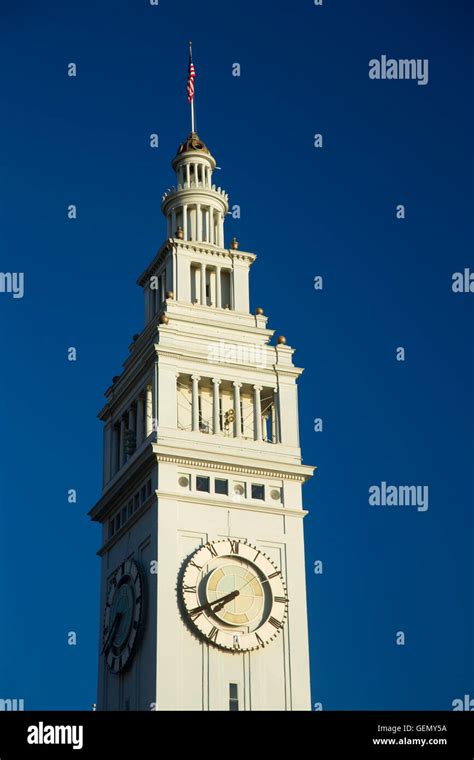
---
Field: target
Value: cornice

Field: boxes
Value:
[153,451,314,482]
[171,239,256,264]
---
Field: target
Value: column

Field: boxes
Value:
[253,385,263,442]
[216,266,222,308]
[103,423,112,484]
[136,396,144,445]
[111,424,119,475]
[183,204,188,240]
[233,382,242,438]
[192,375,200,432]
[119,416,126,466]
[145,384,153,436]
[271,392,278,443]
[145,286,150,322]
[171,209,176,237]
[186,164,190,186]
[205,208,210,242]
[129,406,135,429]
[209,211,214,244]
[200,262,206,305]
[152,361,157,433]
[197,203,202,241]
[219,213,224,247]
[212,378,221,434]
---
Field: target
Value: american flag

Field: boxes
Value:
[187,47,195,103]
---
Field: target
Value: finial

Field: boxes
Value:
[256,307,264,315]
[165,291,174,300]
[277,335,287,345]
[159,314,169,325]
[231,237,239,250]
[176,225,184,239]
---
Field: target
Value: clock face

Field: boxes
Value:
[180,539,288,652]
[102,559,144,674]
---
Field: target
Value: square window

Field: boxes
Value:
[251,484,265,500]
[196,476,210,492]
[215,478,228,495]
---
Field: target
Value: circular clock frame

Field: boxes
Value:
[180,539,288,653]
[103,558,144,674]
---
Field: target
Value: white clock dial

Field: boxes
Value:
[180,539,288,652]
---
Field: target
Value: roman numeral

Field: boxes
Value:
[268,571,280,579]
[207,543,218,557]
[269,616,281,629]
[207,626,219,642]
[229,540,240,554]
[255,633,265,647]
[183,585,196,593]
[253,550,260,562]
[189,560,202,570]
[190,610,202,621]
[274,596,288,604]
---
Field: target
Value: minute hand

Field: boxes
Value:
[101,612,122,655]
[189,590,239,616]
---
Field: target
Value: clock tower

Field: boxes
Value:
[89,117,314,711]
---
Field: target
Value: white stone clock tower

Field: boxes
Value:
[89,123,314,711]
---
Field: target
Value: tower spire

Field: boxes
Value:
[187,41,196,133]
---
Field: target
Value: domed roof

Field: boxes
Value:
[176,131,210,156]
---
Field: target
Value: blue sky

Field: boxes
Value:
[0,0,472,709]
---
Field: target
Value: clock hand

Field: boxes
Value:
[236,574,271,595]
[101,612,122,655]
[189,590,239,616]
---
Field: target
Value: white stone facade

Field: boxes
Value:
[89,130,314,711]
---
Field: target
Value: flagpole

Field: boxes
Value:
[189,40,195,133]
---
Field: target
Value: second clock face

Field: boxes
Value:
[102,559,144,674]
[180,539,288,652]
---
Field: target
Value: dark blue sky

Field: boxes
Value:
[0,0,472,710]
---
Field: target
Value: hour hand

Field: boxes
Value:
[189,590,239,616]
